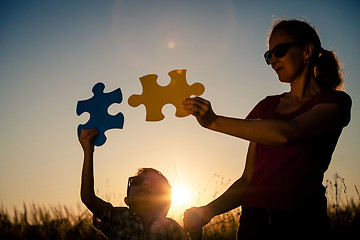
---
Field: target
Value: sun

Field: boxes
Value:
[167,41,175,49]
[171,184,190,207]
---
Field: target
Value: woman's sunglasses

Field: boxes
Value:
[264,42,302,65]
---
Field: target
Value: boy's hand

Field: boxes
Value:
[79,128,99,154]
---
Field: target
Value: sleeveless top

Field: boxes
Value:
[242,90,351,211]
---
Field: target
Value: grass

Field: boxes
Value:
[0,203,106,240]
[1,174,359,239]
[326,174,360,239]
[201,208,240,240]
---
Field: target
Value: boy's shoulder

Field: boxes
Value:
[152,216,184,230]
[94,204,189,239]
[95,204,138,223]
[93,205,145,239]
[148,217,189,239]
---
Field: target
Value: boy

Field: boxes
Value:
[79,128,189,240]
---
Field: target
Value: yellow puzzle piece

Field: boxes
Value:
[128,69,205,121]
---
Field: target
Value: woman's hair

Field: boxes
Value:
[270,19,343,90]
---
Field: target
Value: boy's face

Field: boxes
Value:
[125,172,171,212]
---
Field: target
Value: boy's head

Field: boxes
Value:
[124,168,172,216]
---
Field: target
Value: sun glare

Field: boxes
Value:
[167,41,175,49]
[171,185,190,207]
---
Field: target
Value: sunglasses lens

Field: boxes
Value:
[264,51,272,65]
[129,176,144,187]
[264,43,299,65]
[273,45,288,59]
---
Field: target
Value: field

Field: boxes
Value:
[1,174,359,239]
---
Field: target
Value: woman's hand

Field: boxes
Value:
[182,97,217,128]
[183,206,212,236]
[79,128,99,154]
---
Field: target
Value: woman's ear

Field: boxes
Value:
[304,43,315,61]
[124,196,130,206]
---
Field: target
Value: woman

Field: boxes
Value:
[182,19,351,239]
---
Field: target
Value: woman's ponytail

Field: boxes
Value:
[314,49,343,90]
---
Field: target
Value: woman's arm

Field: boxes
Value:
[205,141,257,215]
[183,141,257,233]
[79,129,108,218]
[183,97,344,145]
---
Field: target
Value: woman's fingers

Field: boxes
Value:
[183,206,210,233]
[183,97,217,128]
[183,208,199,231]
[183,97,210,115]
[183,97,209,108]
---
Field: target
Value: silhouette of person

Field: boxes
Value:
[79,128,189,240]
[182,19,352,240]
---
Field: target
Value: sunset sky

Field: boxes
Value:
[1,0,359,218]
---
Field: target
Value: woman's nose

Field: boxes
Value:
[270,56,279,67]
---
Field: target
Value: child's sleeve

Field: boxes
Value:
[92,203,130,237]
[92,202,113,231]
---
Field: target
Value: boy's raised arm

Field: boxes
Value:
[79,129,108,218]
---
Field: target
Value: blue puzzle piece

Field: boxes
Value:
[76,82,124,146]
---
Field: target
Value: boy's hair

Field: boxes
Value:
[136,168,171,186]
[127,168,172,197]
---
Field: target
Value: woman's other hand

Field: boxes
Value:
[183,206,212,236]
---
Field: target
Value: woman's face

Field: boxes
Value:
[268,30,306,83]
